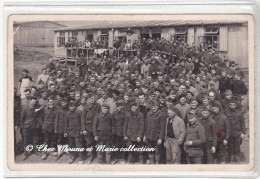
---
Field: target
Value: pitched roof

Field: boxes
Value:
[54,20,247,31]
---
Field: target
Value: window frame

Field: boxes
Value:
[203,27,220,50]
[57,32,65,47]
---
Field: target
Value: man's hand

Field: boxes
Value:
[157,139,162,145]
[94,136,98,141]
[137,137,141,142]
[240,133,245,139]
[54,130,57,134]
[143,136,147,143]
[82,130,87,135]
[223,140,228,145]
[64,133,67,137]
[35,109,40,112]
[124,136,128,141]
[14,126,18,131]
[211,146,216,153]
[186,140,193,146]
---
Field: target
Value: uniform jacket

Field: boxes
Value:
[14,95,21,127]
[54,106,68,134]
[165,114,186,145]
[185,121,206,157]
[224,108,246,137]
[145,110,166,141]
[81,103,101,132]
[198,116,217,147]
[42,106,57,132]
[123,110,145,141]
[20,106,39,129]
[93,112,114,139]
[175,103,191,120]
[212,112,231,141]
[230,80,248,96]
[65,110,82,137]
[112,109,126,137]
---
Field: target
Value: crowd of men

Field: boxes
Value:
[14,37,248,165]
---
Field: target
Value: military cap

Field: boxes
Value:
[129,101,138,107]
[211,102,221,108]
[69,102,76,107]
[116,99,125,106]
[150,100,160,107]
[101,103,110,108]
[61,97,68,102]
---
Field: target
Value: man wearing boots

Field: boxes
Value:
[123,102,145,163]
[143,100,166,164]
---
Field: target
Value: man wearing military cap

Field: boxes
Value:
[64,102,84,164]
[112,99,126,163]
[93,103,114,164]
[55,97,68,160]
[198,107,217,164]
[123,102,145,163]
[144,100,166,164]
[184,112,206,164]
[211,101,231,164]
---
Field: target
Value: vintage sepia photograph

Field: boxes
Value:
[8,15,254,171]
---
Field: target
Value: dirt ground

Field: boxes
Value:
[13,46,250,165]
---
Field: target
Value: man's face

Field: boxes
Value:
[31,88,36,94]
[225,94,232,100]
[186,93,192,99]
[75,94,81,100]
[131,105,138,113]
[90,78,95,83]
[69,92,75,98]
[89,96,95,104]
[116,105,122,111]
[25,91,31,99]
[151,105,159,113]
[211,107,220,114]
[61,101,67,108]
[50,85,55,91]
[41,92,47,99]
[48,99,54,108]
[167,110,176,118]
[101,107,109,113]
[185,81,191,88]
[101,92,107,99]
[188,117,197,125]
[124,95,129,102]
[69,106,76,111]
[97,76,102,81]
[138,95,145,104]
[229,102,237,110]
[42,69,47,75]
[30,99,37,107]
[81,98,86,105]
[209,94,215,101]
[158,76,163,82]
[202,98,209,105]
[190,101,197,108]
[179,97,186,105]
[154,91,160,98]
[201,87,206,93]
[201,111,210,119]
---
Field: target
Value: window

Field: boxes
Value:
[174,28,187,42]
[86,34,93,41]
[68,31,78,42]
[203,27,220,50]
[116,36,127,43]
[57,32,65,47]
[152,33,161,39]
